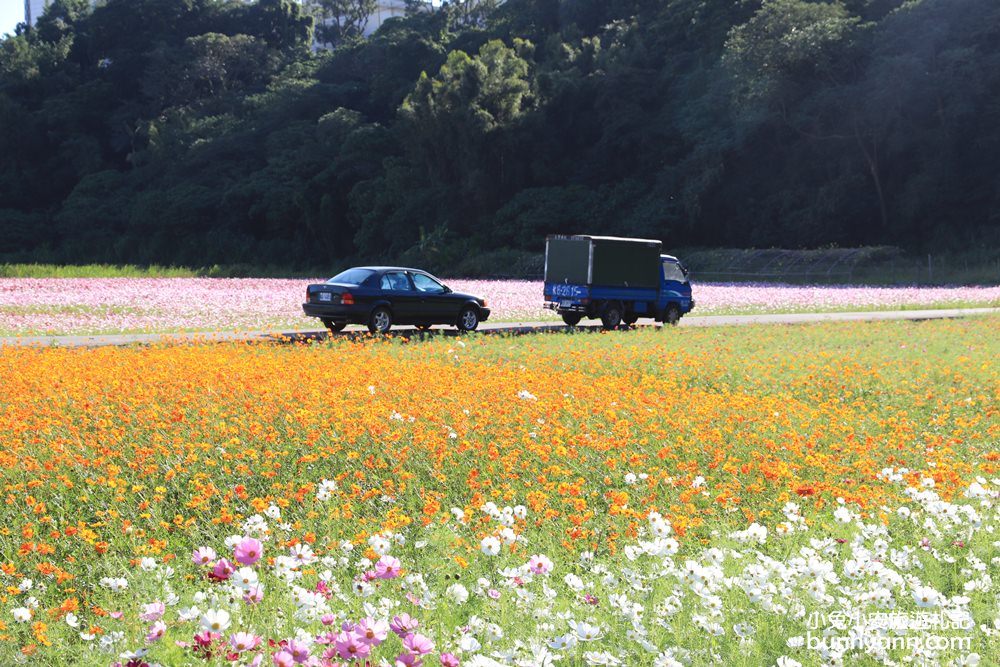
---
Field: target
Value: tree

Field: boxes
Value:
[308,0,377,45]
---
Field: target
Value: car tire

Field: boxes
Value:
[368,307,393,334]
[664,304,681,326]
[457,306,480,332]
[322,319,346,334]
[561,313,582,326]
[600,303,623,330]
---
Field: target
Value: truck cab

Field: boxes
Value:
[542,235,695,329]
[658,254,695,324]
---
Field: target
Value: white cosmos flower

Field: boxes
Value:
[65,612,80,628]
[912,585,940,608]
[833,506,852,523]
[447,583,469,604]
[570,620,602,641]
[548,634,577,650]
[233,567,259,590]
[481,536,501,556]
[200,609,232,633]
[12,607,31,623]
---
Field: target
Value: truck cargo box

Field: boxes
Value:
[545,235,662,288]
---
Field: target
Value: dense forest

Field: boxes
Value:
[1,0,998,270]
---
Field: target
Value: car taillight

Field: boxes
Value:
[481,299,488,307]
[306,288,312,302]
[342,292,355,305]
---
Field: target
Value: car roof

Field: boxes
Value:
[352,266,433,274]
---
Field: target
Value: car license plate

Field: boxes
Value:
[318,292,332,302]
[559,299,573,308]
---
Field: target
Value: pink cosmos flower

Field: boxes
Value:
[110,611,124,619]
[235,537,264,566]
[243,585,264,605]
[192,546,217,566]
[527,554,553,575]
[390,613,419,637]
[230,631,262,652]
[272,650,295,667]
[402,633,434,656]
[210,558,235,581]
[396,653,424,667]
[335,631,371,661]
[375,555,402,579]
[355,617,388,646]
[440,654,460,667]
[288,638,311,663]
[139,601,165,622]
[320,614,336,626]
[487,589,501,600]
[145,620,167,644]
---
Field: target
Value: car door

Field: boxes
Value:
[378,271,419,323]
[409,272,457,323]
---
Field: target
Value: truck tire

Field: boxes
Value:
[600,304,623,330]
[561,313,582,326]
[622,313,639,326]
[663,304,681,326]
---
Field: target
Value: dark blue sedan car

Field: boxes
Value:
[302,267,491,334]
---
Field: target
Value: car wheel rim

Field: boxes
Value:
[375,312,390,331]
[462,310,477,329]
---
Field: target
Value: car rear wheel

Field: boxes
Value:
[457,306,480,331]
[664,304,681,326]
[561,313,582,326]
[322,319,346,334]
[368,307,393,334]
[600,303,623,330]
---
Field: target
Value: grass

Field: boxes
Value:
[0,319,997,664]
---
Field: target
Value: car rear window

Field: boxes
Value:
[326,269,374,286]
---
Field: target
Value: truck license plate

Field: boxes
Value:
[559,299,573,308]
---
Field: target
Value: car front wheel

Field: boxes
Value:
[368,307,393,334]
[457,306,480,331]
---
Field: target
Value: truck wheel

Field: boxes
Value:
[561,313,582,326]
[622,313,639,327]
[601,304,623,330]
[368,307,393,334]
[322,319,346,334]
[664,304,681,326]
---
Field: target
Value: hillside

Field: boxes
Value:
[1,0,998,268]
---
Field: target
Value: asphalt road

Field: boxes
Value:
[1,307,997,348]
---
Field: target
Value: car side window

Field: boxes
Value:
[381,272,413,291]
[411,273,445,293]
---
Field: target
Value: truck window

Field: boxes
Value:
[662,261,687,283]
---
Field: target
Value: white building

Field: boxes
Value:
[363,1,408,37]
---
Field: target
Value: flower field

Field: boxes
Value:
[1,278,999,336]
[1,319,999,666]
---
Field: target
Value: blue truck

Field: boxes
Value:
[543,235,694,328]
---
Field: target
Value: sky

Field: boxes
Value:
[1,0,24,38]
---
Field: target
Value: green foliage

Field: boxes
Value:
[0,0,998,269]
